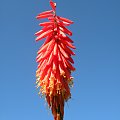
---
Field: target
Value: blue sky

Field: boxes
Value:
[0,0,120,120]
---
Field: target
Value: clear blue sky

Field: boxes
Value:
[0,0,120,120]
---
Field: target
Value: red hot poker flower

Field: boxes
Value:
[35,0,75,120]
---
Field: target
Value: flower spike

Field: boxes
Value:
[35,0,75,120]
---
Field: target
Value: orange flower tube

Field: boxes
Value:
[35,0,75,120]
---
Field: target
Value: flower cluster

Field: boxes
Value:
[35,0,75,120]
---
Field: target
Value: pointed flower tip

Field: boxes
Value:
[36,16,39,19]
[50,0,56,11]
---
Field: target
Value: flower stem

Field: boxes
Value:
[56,105,63,120]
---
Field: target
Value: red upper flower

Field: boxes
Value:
[35,0,75,120]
